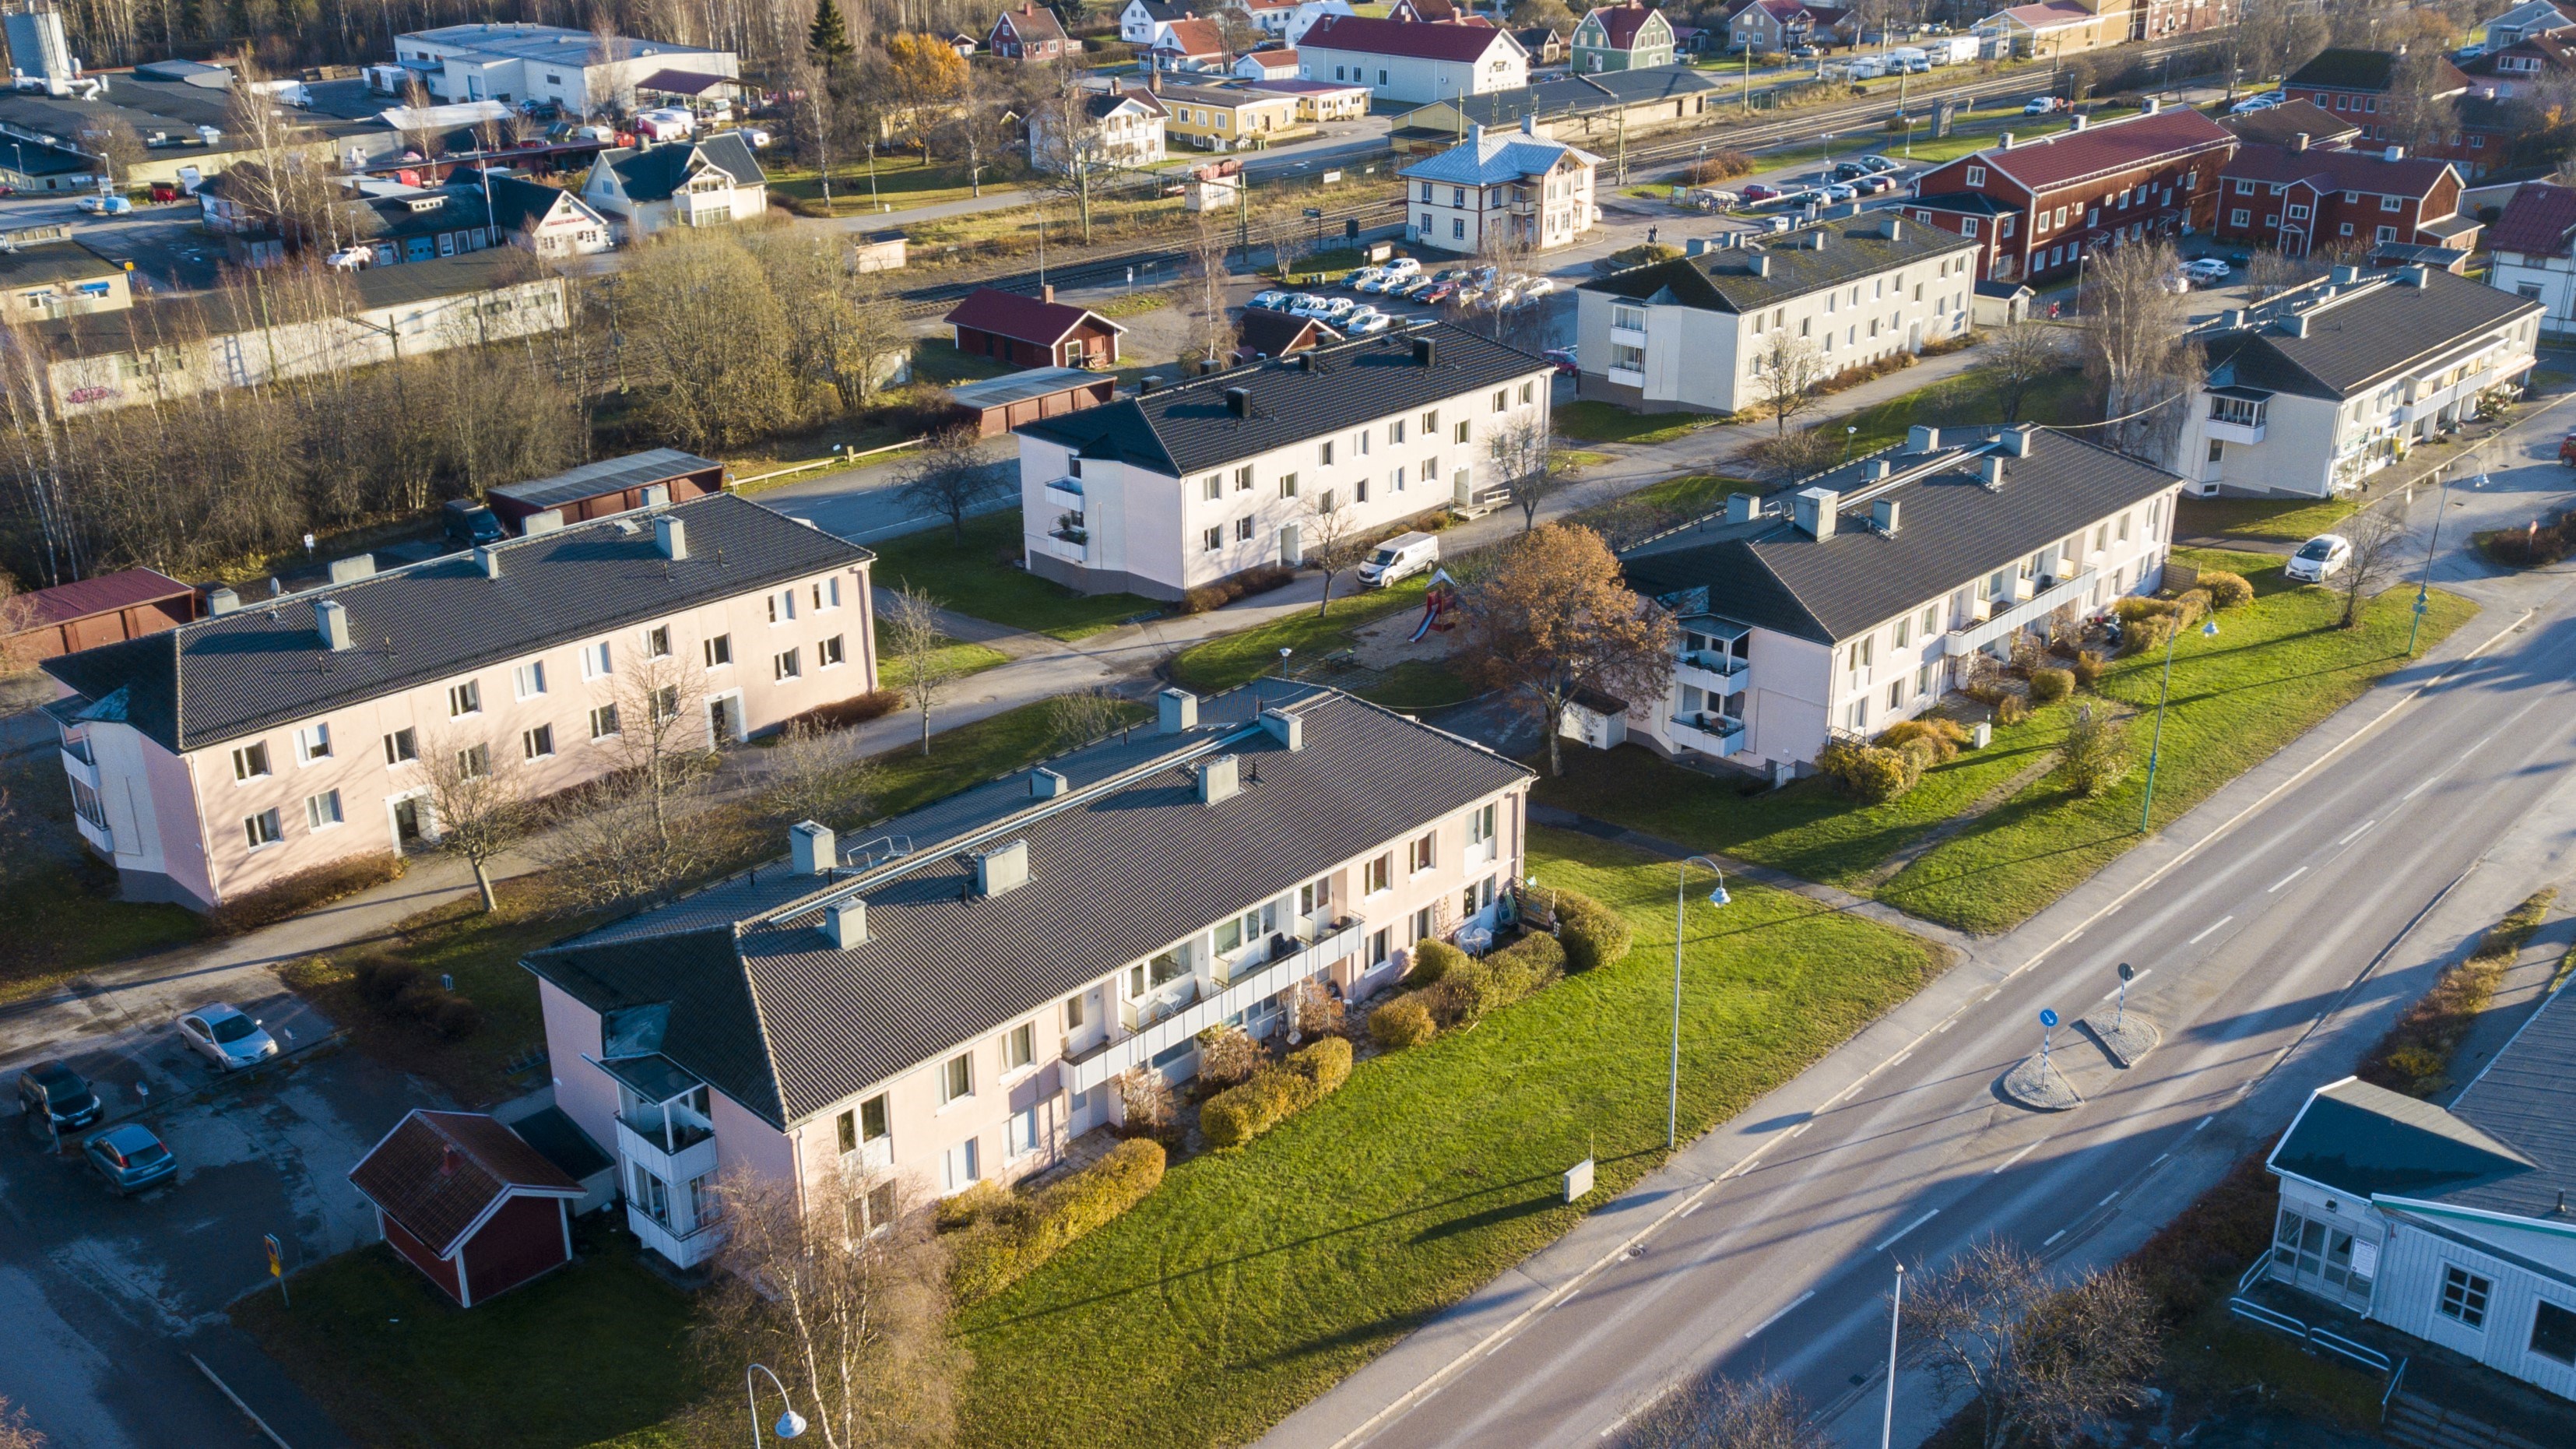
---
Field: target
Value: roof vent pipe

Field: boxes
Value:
[790,821,835,874]
[1871,498,1901,534]
[1411,335,1436,367]
[1260,708,1302,751]
[1158,688,1198,733]
[655,515,687,560]
[1030,767,1068,797]
[823,897,866,948]
[1225,385,1253,418]
[315,598,352,651]
[1198,753,1240,804]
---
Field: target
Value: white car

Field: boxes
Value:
[740,126,773,147]
[1488,284,1519,308]
[1342,305,1392,334]
[2182,257,2232,284]
[1383,256,1422,280]
[2229,95,2279,115]
[2285,533,2352,583]
[2158,273,2191,295]
[1347,266,1387,291]
[1355,272,1397,294]
[1314,295,1355,319]
[324,247,373,270]
[178,1004,279,1072]
[2022,97,2061,115]
[1520,276,1559,299]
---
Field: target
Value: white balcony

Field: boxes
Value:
[627,1205,722,1268]
[2010,574,2037,603]
[1667,712,1745,759]
[1043,478,1085,512]
[1606,365,1646,388]
[61,744,100,793]
[616,1110,719,1188]
[1945,568,2096,657]
[72,810,111,856]
[1041,530,1088,563]
[1067,923,1364,1094]
[1678,650,1749,698]
[1610,324,1647,347]
[2207,417,2267,445]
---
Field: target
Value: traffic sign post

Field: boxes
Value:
[2038,1008,2059,1075]
[2115,962,2135,1030]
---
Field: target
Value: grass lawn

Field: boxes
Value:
[909,347,1021,389]
[1168,576,1431,694]
[1540,550,2476,934]
[868,511,1160,641]
[1836,367,2096,455]
[866,695,1148,818]
[770,158,1015,214]
[952,825,1942,1449]
[1553,399,1715,446]
[1096,288,1176,318]
[232,1226,705,1449]
[0,753,209,1004]
[2175,492,2359,543]
[881,636,1013,690]
[1552,448,1614,473]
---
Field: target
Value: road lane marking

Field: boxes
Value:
[2097,1191,2121,1207]
[1681,1201,1703,1219]
[2188,916,2234,944]
[2336,818,2377,846]
[1887,1049,1912,1067]
[2402,778,2435,801]
[1787,1122,1812,1138]
[1745,1290,1815,1339]
[2098,967,2152,1000]
[1993,1141,2042,1174]
[1874,1209,1939,1254]
[2044,1229,2068,1247]
[2195,1116,2214,1131]
[2151,1153,2170,1166]
[2268,867,2307,892]
[1938,1018,1956,1033]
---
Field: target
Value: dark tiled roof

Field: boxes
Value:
[487,448,722,511]
[2486,181,2576,256]
[17,568,190,628]
[476,171,597,234]
[0,243,121,287]
[944,285,1123,346]
[1620,428,2184,643]
[2222,142,2456,199]
[348,1110,581,1257]
[1014,320,1548,477]
[1419,65,1720,128]
[2286,47,2402,91]
[1971,107,2236,192]
[502,1105,615,1180]
[600,132,765,202]
[2441,977,2576,1219]
[527,683,1531,1125]
[2268,1079,2536,1199]
[41,492,869,754]
[1578,217,1978,315]
[2221,99,2360,147]
[2199,267,2542,400]
[1302,14,1520,61]
[1907,191,2019,216]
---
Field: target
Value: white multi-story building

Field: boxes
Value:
[1400,116,1601,255]
[2176,264,2540,498]
[1296,14,1527,103]
[391,23,737,114]
[1573,216,1981,415]
[2484,180,2576,338]
[1606,425,2184,770]
[1012,322,1553,600]
[1029,77,1170,171]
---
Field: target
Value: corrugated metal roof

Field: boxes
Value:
[487,448,722,510]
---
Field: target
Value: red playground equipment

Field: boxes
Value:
[1408,571,1460,644]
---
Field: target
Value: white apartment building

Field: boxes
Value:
[525,680,1533,1267]
[1011,322,1554,600]
[1609,425,2184,771]
[1296,14,1527,104]
[2176,265,2541,498]
[392,23,738,114]
[1400,115,1601,255]
[1573,216,1983,415]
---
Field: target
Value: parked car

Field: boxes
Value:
[2182,257,2232,283]
[1488,283,1520,308]
[1422,280,1458,304]
[443,498,505,548]
[324,247,373,270]
[76,194,134,214]
[1543,346,1578,375]
[2560,429,2576,466]
[1395,276,1436,301]
[2228,95,2279,114]
[1432,266,1470,283]
[739,126,773,147]
[1789,44,1817,58]
[1830,160,1867,181]
[2158,273,2191,294]
[1822,183,1858,202]
[178,1004,279,1071]
[83,1124,177,1196]
[1315,296,1355,319]
[1250,290,1289,310]
[1741,183,1782,202]
[147,181,182,202]
[2022,96,2064,115]
[16,1060,103,1136]
[1342,305,1392,334]
[2285,533,2353,583]
[1383,256,1423,280]
[1347,266,1387,291]
[1450,284,1485,307]
[1857,175,1896,195]
[1859,154,1900,173]
[1521,276,1559,298]
[1358,531,1440,588]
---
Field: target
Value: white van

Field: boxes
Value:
[1359,531,1439,588]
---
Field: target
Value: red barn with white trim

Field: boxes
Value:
[348,1110,585,1308]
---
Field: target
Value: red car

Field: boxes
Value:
[2560,431,2576,466]
[1543,347,1577,375]
[1741,183,1782,202]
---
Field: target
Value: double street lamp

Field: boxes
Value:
[1668,856,1731,1151]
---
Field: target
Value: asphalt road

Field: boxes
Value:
[1306,433,2576,1449]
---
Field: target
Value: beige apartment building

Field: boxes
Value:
[525,681,1534,1268]
[42,492,877,911]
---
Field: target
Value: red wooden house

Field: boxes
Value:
[349,1110,585,1309]
[944,286,1127,368]
[483,448,726,535]
[2213,138,2477,259]
[1903,103,2235,283]
[3,568,196,666]
[989,2,1070,60]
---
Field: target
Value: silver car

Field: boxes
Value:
[177,1004,279,1071]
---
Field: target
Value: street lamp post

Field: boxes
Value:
[1880,1262,1906,1449]
[2408,460,2480,656]
[2138,614,2218,833]
[745,1364,808,1448]
[1668,856,1731,1150]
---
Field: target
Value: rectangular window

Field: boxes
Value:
[1001,1022,1035,1071]
[304,790,343,830]
[1318,439,1334,466]
[589,703,620,739]
[645,624,673,658]
[1365,853,1393,894]
[814,577,841,612]
[295,723,332,763]
[1369,926,1391,967]
[705,634,733,667]
[383,728,417,765]
[244,808,283,848]
[1009,1105,1042,1158]
[2440,1265,2492,1329]
[939,1053,973,1105]
[940,1138,981,1191]
[2532,1300,2576,1366]
[448,680,482,716]
[1454,420,1470,444]
[1204,525,1224,552]
[1411,905,1434,943]
[1279,472,1299,499]
[1422,409,1439,434]
[769,591,796,624]
[455,743,490,779]
[233,741,272,780]
[1235,465,1253,491]
[820,635,846,667]
[773,648,801,681]
[1204,475,1223,502]
[1235,516,1256,542]
[1408,831,1436,873]
[522,724,554,759]
[1065,992,1087,1029]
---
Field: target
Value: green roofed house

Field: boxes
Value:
[1570,0,1676,72]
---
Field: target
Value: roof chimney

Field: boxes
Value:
[440,1143,462,1177]
[1260,708,1302,750]
[1031,767,1068,797]
[2143,97,2161,115]
[1792,486,1839,539]
[1871,498,1901,535]
[1980,455,2005,490]
[1225,385,1253,418]
[1809,227,1830,250]
[2070,113,2086,132]
[1197,753,1240,804]
[2402,264,2430,289]
[2283,311,2310,337]
[1685,236,1708,256]
[1879,216,1903,241]
[655,515,687,560]
[2221,306,2245,329]
[972,839,1029,896]
[475,544,502,579]
[2384,145,2405,162]
[1998,131,2013,148]
[822,896,866,948]
[789,820,835,875]
[1521,112,1537,135]
[1725,491,1757,523]
[2331,263,2360,284]
[1864,458,1891,480]
[209,587,241,615]
[315,598,352,651]
[2291,131,2310,152]
[1748,252,1772,276]
[1998,424,2035,456]
[1411,335,1436,366]
[1908,424,1941,452]
[328,554,376,584]
[1158,687,1198,733]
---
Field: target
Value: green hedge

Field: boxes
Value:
[1200,1038,1354,1149]
[1552,888,1633,972]
[1404,937,1467,987]
[948,1138,1166,1304]
[1369,996,1436,1050]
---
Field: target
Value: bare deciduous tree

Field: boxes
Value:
[535,772,716,913]
[419,729,530,913]
[880,584,958,754]
[1181,213,1238,368]
[2078,241,2199,462]
[1748,330,1828,437]
[599,649,715,851]
[758,717,883,829]
[1047,688,1131,750]
[1455,524,1675,777]
[1615,1375,1829,1449]
[2335,501,2411,628]
[0,1394,44,1449]
[1299,486,1372,617]
[894,427,1006,542]
[1906,1237,2160,1449]
[701,1159,966,1449]
[1486,413,1566,533]
[1971,320,2065,424]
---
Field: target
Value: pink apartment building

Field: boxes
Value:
[41,492,877,911]
[523,681,1533,1268]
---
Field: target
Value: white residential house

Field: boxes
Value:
[480,171,617,259]
[1296,14,1528,104]
[2478,0,2576,51]
[2174,265,2541,498]
[2484,181,2576,337]
[1029,79,1170,171]
[390,23,737,114]
[1608,425,2184,771]
[1400,116,1601,255]
[1573,217,1981,415]
[1011,322,1553,600]
[581,132,768,239]
[1119,0,1195,41]
[1235,47,1303,79]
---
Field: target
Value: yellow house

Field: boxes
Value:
[1158,83,1309,151]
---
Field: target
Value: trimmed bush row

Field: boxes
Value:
[1199,1037,1354,1150]
[1368,902,1597,1053]
[1176,564,1295,615]
[947,1138,1167,1305]
[776,689,902,734]
[209,853,405,936]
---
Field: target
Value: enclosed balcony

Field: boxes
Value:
[1042,477,1085,512]
[1068,923,1364,1094]
[603,1053,719,1189]
[1945,567,2096,657]
[2207,390,2268,445]
[1667,712,1745,759]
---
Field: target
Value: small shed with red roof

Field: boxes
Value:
[349,1110,585,1308]
[5,568,196,666]
[944,285,1126,368]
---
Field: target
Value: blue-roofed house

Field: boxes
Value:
[1398,114,1601,254]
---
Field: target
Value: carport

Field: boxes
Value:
[948,366,1119,438]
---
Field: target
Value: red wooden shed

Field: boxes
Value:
[944,285,1126,369]
[348,1110,585,1308]
[5,568,196,665]
[483,448,726,535]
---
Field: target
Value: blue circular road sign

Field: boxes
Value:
[2039,1008,2060,1029]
